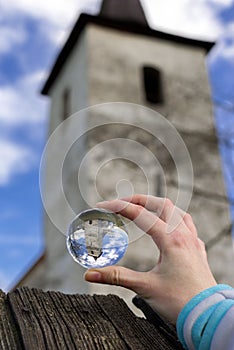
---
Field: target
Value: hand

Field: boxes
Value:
[84,195,217,324]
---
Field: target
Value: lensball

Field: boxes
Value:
[66,208,129,268]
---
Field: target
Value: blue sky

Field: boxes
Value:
[0,0,234,291]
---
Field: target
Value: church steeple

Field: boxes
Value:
[99,0,148,27]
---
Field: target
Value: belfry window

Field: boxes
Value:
[142,66,164,104]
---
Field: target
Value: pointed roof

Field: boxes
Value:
[41,4,214,95]
[99,0,148,27]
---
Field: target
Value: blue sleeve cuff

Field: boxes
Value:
[176,284,233,349]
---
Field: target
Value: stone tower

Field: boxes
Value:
[19,0,233,307]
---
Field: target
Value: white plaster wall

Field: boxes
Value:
[49,29,88,131]
[87,25,213,133]
[22,29,91,293]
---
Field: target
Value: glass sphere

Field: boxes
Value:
[66,208,128,268]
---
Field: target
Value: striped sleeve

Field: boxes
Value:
[176,284,234,350]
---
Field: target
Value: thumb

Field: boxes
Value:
[84,266,149,295]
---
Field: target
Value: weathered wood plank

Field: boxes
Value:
[8,288,127,350]
[94,294,182,350]
[0,289,23,349]
[0,287,183,349]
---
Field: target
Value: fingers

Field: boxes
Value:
[97,195,195,239]
[84,266,152,296]
[183,213,197,235]
[121,195,182,220]
[97,199,168,249]
[121,194,166,214]
[121,195,191,234]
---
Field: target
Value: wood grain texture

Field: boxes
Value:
[0,287,183,349]
[0,289,23,349]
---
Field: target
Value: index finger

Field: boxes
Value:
[121,194,165,213]
[121,195,191,234]
[96,199,169,250]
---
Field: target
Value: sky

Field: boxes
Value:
[0,0,234,291]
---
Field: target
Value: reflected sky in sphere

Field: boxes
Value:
[67,221,129,268]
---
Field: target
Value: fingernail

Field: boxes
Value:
[84,270,102,282]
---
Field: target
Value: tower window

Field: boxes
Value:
[62,87,71,120]
[142,66,164,104]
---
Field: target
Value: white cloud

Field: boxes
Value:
[210,0,233,4]
[208,23,234,68]
[211,38,234,61]
[221,42,234,59]
[0,25,27,54]
[141,0,224,41]
[3,0,79,27]
[42,0,102,45]
[0,139,35,185]
[1,0,102,45]
[218,24,234,59]
[0,70,48,126]
[42,24,70,46]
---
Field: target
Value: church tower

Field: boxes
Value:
[19,0,233,304]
